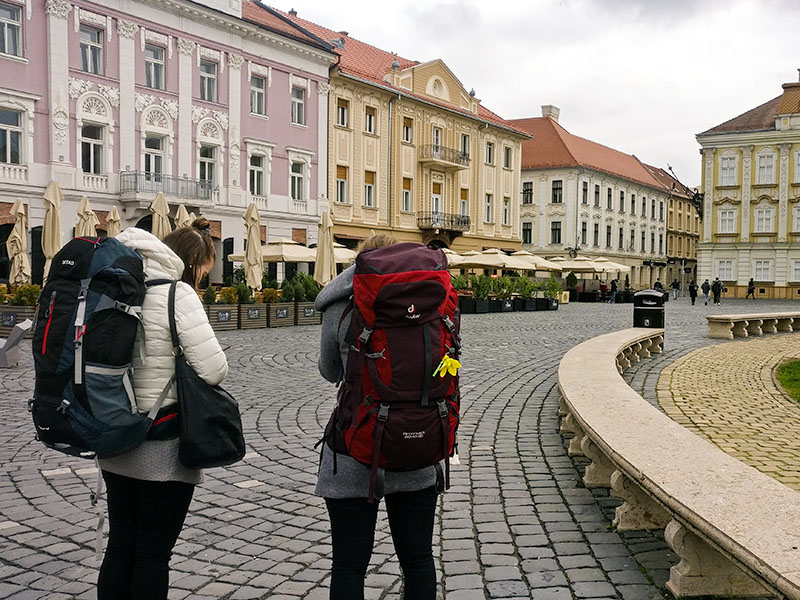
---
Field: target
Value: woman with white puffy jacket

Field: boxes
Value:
[97,219,228,600]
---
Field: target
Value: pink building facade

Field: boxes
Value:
[0,0,334,284]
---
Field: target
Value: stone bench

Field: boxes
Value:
[707,312,800,340]
[558,327,800,598]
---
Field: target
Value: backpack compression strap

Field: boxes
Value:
[73,279,91,385]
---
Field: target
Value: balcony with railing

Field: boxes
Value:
[418,145,470,170]
[417,211,471,232]
[119,171,213,204]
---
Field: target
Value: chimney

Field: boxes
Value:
[338,30,348,36]
[541,105,560,122]
[288,8,297,16]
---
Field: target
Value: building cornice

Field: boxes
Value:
[520,165,668,196]
[132,0,336,67]
[696,129,800,147]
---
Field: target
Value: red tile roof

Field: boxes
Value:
[699,96,781,135]
[249,3,528,137]
[241,1,331,51]
[641,164,696,199]
[510,116,664,190]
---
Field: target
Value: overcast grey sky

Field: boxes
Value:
[289,0,799,187]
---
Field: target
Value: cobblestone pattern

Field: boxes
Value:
[2,298,798,599]
[657,334,800,490]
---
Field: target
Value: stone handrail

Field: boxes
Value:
[707,312,800,339]
[558,327,800,598]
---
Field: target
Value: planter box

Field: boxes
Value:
[295,301,322,325]
[534,298,550,311]
[547,299,559,310]
[239,303,268,329]
[0,305,36,338]
[489,299,513,312]
[207,304,239,331]
[475,299,489,313]
[459,298,476,314]
[522,299,538,311]
[269,303,295,328]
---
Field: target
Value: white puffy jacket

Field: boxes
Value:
[116,227,228,411]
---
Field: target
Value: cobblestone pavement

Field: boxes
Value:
[2,297,799,600]
[658,334,800,491]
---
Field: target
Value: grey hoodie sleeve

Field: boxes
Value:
[316,266,355,384]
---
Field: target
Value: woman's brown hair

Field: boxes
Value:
[355,233,396,255]
[163,217,216,288]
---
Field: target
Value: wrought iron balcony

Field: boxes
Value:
[418,145,470,170]
[119,171,213,201]
[417,211,471,232]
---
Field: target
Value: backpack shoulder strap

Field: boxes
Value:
[167,280,180,353]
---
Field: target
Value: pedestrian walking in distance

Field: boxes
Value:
[711,277,723,306]
[701,279,711,306]
[608,278,618,304]
[688,280,698,305]
[670,278,680,300]
[746,278,756,299]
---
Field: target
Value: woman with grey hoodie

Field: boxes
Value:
[314,235,442,600]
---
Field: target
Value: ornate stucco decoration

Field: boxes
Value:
[191,106,228,131]
[160,100,178,121]
[144,108,169,130]
[52,100,69,145]
[318,82,331,96]
[69,77,93,99]
[134,94,178,122]
[81,95,107,117]
[97,84,119,108]
[117,19,138,39]
[134,93,155,112]
[45,0,71,19]
[250,62,268,78]
[74,7,107,36]
[177,38,196,56]
[228,54,244,70]
[229,143,240,171]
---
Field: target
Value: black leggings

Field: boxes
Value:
[325,486,438,600]
[97,471,194,600]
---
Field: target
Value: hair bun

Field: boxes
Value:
[191,217,211,232]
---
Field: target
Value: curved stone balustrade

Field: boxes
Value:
[707,312,800,340]
[558,327,800,599]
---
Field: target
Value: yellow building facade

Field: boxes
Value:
[697,80,800,298]
[327,60,527,251]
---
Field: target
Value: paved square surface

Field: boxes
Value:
[1,297,794,599]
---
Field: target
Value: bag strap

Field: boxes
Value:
[167,281,181,355]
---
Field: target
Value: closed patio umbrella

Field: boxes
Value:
[75,196,100,237]
[174,204,196,229]
[243,202,263,291]
[149,192,172,240]
[42,180,64,283]
[314,211,337,285]
[7,199,30,286]
[105,206,121,238]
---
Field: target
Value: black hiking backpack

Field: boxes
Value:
[30,235,162,459]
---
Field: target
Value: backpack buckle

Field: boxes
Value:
[358,328,372,347]
[377,403,389,422]
[57,399,70,414]
[437,400,448,418]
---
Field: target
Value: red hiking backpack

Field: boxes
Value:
[326,242,461,501]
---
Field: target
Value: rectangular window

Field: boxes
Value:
[431,182,442,214]
[402,117,413,143]
[291,162,304,201]
[619,191,625,212]
[793,207,800,232]
[594,184,600,207]
[144,135,164,180]
[717,259,734,280]
[503,197,510,225]
[365,106,376,134]
[503,146,512,169]
[200,60,217,102]
[459,188,468,217]
[631,194,636,215]
[650,233,655,254]
[145,44,165,90]
[336,98,349,127]
[630,229,635,251]
[606,225,612,247]
[0,108,21,164]
[199,144,215,184]
[755,208,774,233]
[581,221,587,245]
[81,124,103,174]
[364,170,375,207]
[335,165,348,204]
[642,197,647,216]
[720,156,736,186]
[291,87,305,124]
[796,152,800,183]
[551,221,562,245]
[593,223,599,246]
[522,181,533,204]
[718,209,736,234]
[659,234,663,254]
[80,25,103,75]
[522,222,532,244]
[250,75,266,115]
[485,141,494,165]
[607,188,612,210]
[402,178,412,212]
[659,202,664,221]
[757,154,774,184]
[641,231,645,252]
[794,260,800,282]
[651,199,656,218]
[582,182,588,204]
[618,227,624,249]
[0,2,21,57]
[485,194,493,223]
[460,134,469,158]
[551,180,563,203]
[432,127,442,153]
[249,155,264,196]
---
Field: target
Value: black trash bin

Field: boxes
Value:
[633,289,665,328]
